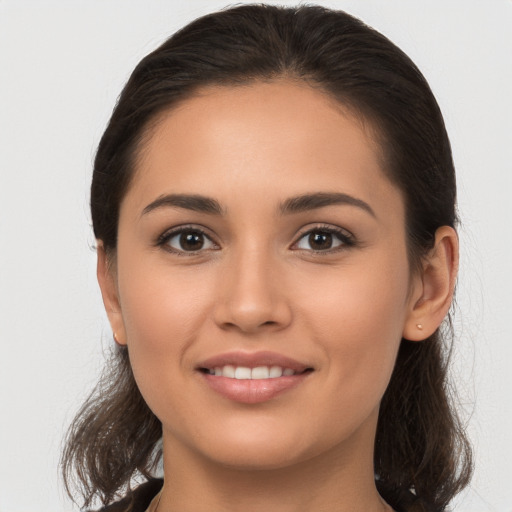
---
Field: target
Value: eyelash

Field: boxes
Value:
[291,224,356,254]
[156,224,356,256]
[157,225,219,256]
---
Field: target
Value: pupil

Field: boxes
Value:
[180,232,204,250]
[309,231,332,250]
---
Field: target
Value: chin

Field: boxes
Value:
[179,416,348,472]
[204,442,312,471]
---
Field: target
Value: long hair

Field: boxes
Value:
[62,5,472,511]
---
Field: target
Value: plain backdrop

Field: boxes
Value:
[1,1,511,511]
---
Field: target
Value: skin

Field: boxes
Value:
[98,80,458,512]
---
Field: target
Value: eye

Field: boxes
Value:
[293,227,354,252]
[159,227,218,254]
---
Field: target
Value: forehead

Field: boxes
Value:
[142,80,380,166]
[126,80,402,221]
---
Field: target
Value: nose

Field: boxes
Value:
[213,247,292,334]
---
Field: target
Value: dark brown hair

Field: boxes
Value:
[62,4,472,511]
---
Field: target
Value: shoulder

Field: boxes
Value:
[92,479,164,512]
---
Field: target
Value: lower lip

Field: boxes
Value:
[201,373,310,404]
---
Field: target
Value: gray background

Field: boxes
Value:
[1,1,511,510]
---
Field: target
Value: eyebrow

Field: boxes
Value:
[141,194,224,216]
[141,191,375,218]
[280,192,376,218]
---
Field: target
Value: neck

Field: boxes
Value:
[157,418,391,512]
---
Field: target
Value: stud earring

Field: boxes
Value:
[416,324,423,330]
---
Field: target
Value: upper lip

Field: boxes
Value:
[197,350,313,373]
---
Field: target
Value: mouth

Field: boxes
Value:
[199,364,313,380]
[196,351,314,404]
[196,350,313,378]
[199,365,312,379]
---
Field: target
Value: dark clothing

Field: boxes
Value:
[95,478,417,512]
[95,479,163,512]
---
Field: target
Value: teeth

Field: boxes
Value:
[223,365,235,378]
[251,366,270,379]
[269,366,283,378]
[207,365,297,379]
[235,367,252,379]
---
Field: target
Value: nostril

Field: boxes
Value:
[213,294,292,334]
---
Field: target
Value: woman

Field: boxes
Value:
[61,4,472,512]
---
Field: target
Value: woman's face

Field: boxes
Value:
[104,81,422,470]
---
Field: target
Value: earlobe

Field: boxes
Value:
[96,242,127,345]
[403,226,459,341]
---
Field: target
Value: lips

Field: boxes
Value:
[205,365,298,379]
[198,350,311,373]
[197,351,313,404]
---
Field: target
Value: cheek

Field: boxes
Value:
[298,255,410,397]
[114,254,216,400]
[118,252,214,338]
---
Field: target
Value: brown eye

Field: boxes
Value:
[294,228,352,252]
[180,232,205,250]
[308,232,333,250]
[165,229,216,253]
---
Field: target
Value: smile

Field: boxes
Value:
[197,351,314,403]
[202,365,300,379]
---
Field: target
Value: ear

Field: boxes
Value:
[96,242,127,346]
[403,226,459,341]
